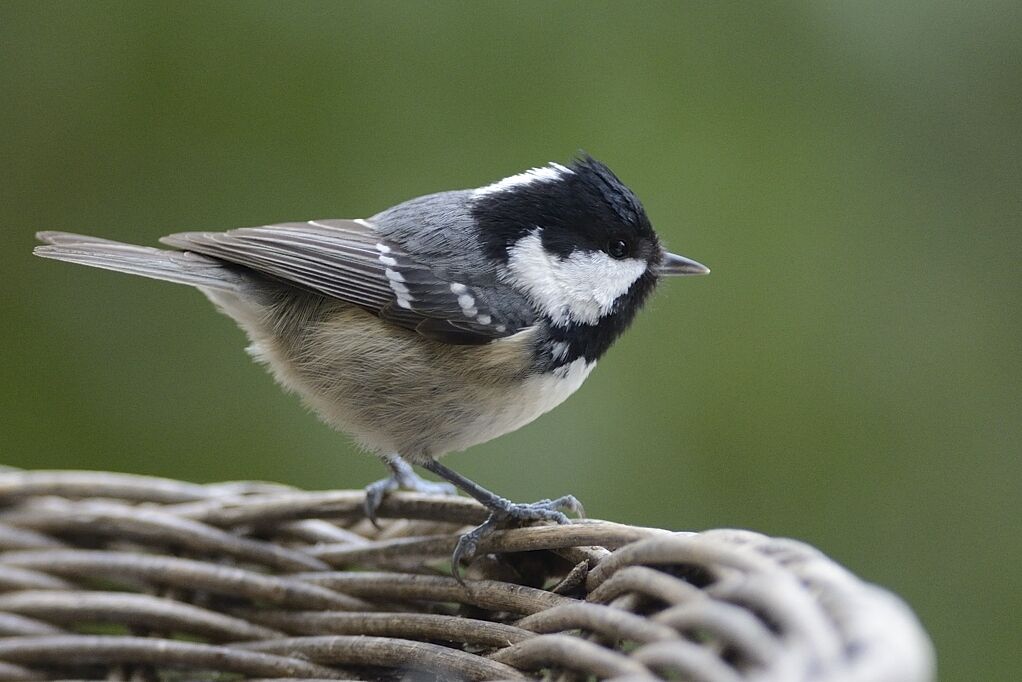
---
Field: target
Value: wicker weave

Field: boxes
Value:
[0,469,933,681]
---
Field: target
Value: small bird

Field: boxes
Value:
[34,155,708,578]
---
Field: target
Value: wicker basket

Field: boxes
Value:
[0,470,934,681]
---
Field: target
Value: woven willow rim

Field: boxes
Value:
[0,470,934,681]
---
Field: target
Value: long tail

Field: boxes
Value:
[34,231,241,291]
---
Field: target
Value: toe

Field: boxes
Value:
[422,480,458,497]
[554,494,585,518]
[447,493,586,584]
[434,481,459,496]
[363,477,398,527]
[450,514,501,584]
[523,507,570,524]
[450,537,475,585]
[395,471,459,498]
[501,496,584,523]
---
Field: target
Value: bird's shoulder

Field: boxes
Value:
[370,189,500,284]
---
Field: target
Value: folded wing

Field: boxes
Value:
[161,219,530,344]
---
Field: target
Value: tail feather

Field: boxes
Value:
[37,231,141,247]
[34,231,240,291]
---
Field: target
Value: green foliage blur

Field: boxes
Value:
[1,2,1019,677]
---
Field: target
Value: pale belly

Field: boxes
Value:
[206,287,594,462]
[439,356,595,455]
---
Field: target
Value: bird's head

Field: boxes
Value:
[471,155,708,337]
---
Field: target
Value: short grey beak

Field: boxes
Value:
[659,251,710,276]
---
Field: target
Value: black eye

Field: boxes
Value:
[608,239,629,259]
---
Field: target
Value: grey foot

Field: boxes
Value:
[450,494,584,583]
[363,456,457,527]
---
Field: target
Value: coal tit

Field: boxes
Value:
[34,155,708,578]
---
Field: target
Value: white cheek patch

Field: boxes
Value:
[472,163,572,198]
[504,231,647,326]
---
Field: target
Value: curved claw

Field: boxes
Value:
[363,462,459,528]
[543,495,585,520]
[363,477,399,528]
[449,494,584,584]
[450,513,502,584]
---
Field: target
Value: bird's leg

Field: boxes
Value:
[422,458,584,582]
[363,454,457,526]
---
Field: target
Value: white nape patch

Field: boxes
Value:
[472,163,573,198]
[503,230,648,326]
[379,244,412,308]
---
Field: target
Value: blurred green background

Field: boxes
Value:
[2,1,1019,678]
